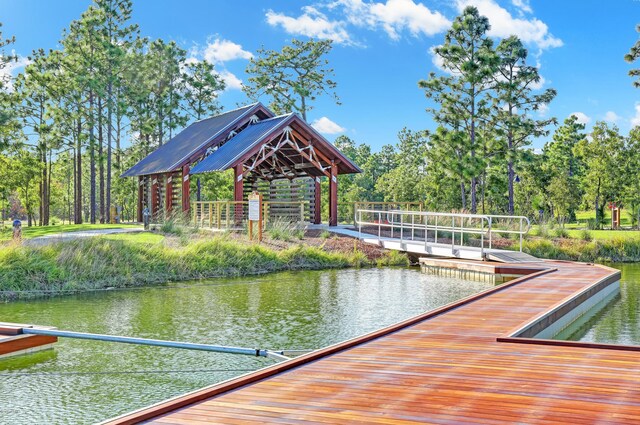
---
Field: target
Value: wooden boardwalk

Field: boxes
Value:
[107,260,640,425]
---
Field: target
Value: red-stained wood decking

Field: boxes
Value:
[0,323,57,358]
[107,260,640,425]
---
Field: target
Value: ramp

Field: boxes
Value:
[486,250,541,263]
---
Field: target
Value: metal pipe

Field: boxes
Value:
[22,328,269,358]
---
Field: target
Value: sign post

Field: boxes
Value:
[248,192,263,242]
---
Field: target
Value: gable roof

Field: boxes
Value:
[121,103,272,177]
[190,113,362,176]
[190,114,294,174]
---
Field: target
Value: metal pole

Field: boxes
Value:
[358,210,362,239]
[520,217,523,252]
[391,211,394,239]
[451,216,455,251]
[411,213,415,241]
[435,215,438,244]
[378,211,381,240]
[22,328,270,358]
[400,212,403,242]
[489,217,492,250]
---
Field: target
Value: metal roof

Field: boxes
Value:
[121,103,267,177]
[190,114,293,174]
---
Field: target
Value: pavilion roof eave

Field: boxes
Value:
[120,102,273,178]
[190,114,362,177]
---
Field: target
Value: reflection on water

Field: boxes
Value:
[564,263,640,344]
[0,268,491,425]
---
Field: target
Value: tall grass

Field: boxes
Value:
[518,237,640,263]
[0,236,355,300]
[266,218,305,241]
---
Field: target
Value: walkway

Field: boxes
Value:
[24,227,144,247]
[106,259,640,424]
[308,224,539,262]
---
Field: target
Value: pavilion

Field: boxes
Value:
[121,102,361,226]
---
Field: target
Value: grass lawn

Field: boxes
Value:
[575,209,635,226]
[565,229,640,241]
[0,223,141,241]
[100,232,165,244]
[530,224,640,241]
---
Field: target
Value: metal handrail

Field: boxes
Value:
[355,209,530,255]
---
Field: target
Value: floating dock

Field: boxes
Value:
[0,322,57,359]
[105,259,639,424]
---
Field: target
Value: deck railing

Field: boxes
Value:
[355,209,530,256]
[341,202,423,225]
[192,200,308,229]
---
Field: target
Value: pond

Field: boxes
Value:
[0,268,493,425]
[563,263,640,345]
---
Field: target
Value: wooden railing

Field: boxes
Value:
[192,201,309,229]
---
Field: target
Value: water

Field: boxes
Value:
[564,263,640,344]
[0,268,492,425]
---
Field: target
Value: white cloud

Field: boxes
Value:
[529,74,546,90]
[266,6,353,45]
[631,104,640,128]
[216,70,243,91]
[365,0,451,40]
[570,112,591,125]
[335,0,450,40]
[202,37,253,64]
[311,116,345,134]
[187,37,251,91]
[456,0,562,50]
[537,103,549,116]
[511,0,532,14]
[604,111,621,123]
[0,53,31,91]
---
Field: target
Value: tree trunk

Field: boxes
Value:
[460,181,466,210]
[98,96,105,223]
[75,117,83,224]
[507,158,515,215]
[89,91,96,224]
[106,80,113,223]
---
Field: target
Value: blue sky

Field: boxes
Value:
[2,0,640,150]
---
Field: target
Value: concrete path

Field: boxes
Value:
[23,227,144,247]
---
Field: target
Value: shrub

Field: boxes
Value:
[320,230,331,239]
[266,218,304,241]
[537,224,550,239]
[554,228,569,238]
[580,229,593,242]
[377,250,410,267]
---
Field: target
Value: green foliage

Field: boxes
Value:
[554,227,569,238]
[625,24,640,88]
[419,6,497,213]
[377,250,410,267]
[320,230,331,239]
[266,218,305,242]
[0,235,359,299]
[580,229,593,242]
[244,39,338,121]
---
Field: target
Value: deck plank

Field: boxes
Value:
[106,260,640,424]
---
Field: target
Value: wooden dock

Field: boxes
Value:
[106,260,640,424]
[0,322,57,359]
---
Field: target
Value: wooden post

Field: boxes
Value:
[151,175,159,219]
[165,173,173,215]
[248,192,263,242]
[234,164,244,225]
[329,162,338,226]
[137,176,144,223]
[314,177,321,224]
[182,164,190,213]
